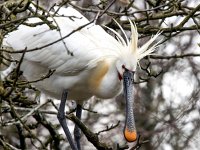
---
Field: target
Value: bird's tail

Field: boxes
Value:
[0,46,12,71]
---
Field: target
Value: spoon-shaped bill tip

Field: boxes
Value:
[124,128,137,142]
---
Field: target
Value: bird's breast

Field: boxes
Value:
[88,60,123,99]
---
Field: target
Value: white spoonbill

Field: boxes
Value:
[2,6,161,150]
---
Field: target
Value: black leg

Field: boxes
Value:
[74,104,82,150]
[57,90,77,150]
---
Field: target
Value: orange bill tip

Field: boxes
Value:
[124,128,137,142]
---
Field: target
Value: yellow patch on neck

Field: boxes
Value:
[89,60,109,90]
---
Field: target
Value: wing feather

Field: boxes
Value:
[4,7,120,75]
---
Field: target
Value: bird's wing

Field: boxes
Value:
[4,7,121,75]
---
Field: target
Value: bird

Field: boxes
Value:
[2,5,161,150]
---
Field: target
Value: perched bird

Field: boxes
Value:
[2,6,161,150]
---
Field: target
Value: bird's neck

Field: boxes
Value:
[88,59,123,99]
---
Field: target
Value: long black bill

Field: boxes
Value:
[123,70,137,142]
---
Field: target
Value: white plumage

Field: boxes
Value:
[2,6,161,145]
[4,7,123,102]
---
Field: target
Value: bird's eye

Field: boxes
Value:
[122,65,129,72]
[122,65,128,71]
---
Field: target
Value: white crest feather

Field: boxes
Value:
[128,19,161,62]
[113,19,129,45]
[105,19,161,63]
[129,19,138,52]
[137,32,162,60]
[104,25,127,47]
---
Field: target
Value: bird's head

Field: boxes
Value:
[106,19,161,142]
[115,51,137,81]
[110,20,161,81]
